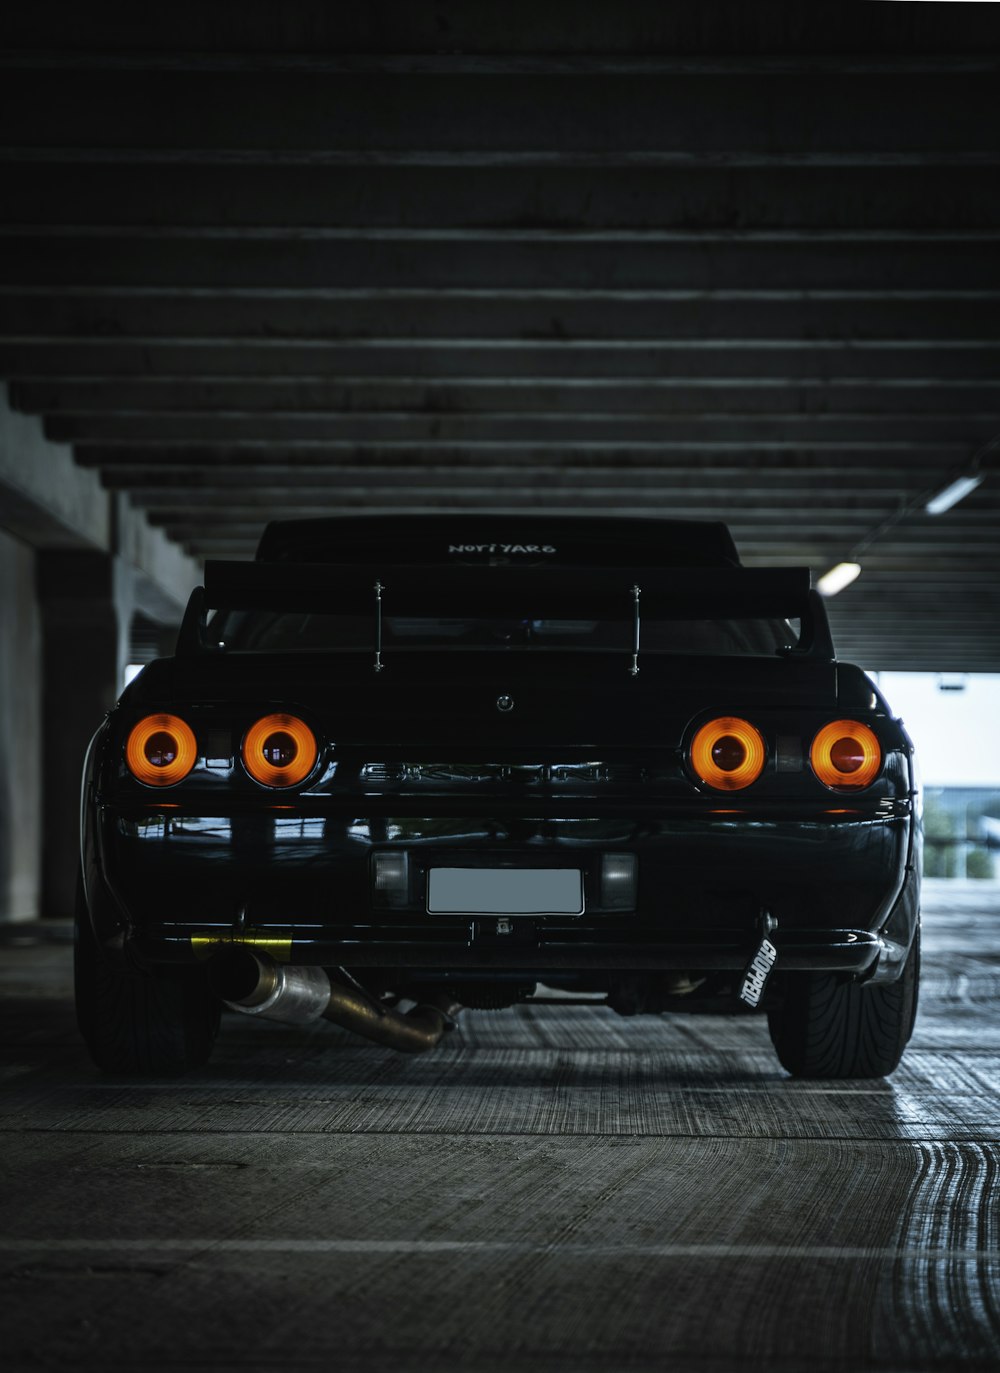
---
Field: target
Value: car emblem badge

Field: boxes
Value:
[496,694,514,712]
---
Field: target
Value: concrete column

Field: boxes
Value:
[36,551,132,920]
[0,527,43,922]
[1,390,199,922]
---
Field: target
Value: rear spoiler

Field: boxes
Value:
[176,561,834,663]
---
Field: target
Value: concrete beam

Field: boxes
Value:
[0,386,199,617]
[13,378,1000,417]
[120,479,997,506]
[5,54,1000,75]
[3,289,997,341]
[98,464,994,492]
[40,422,1000,464]
[5,342,1000,381]
[2,69,999,157]
[6,231,1000,292]
[77,444,974,471]
[38,413,1000,445]
[160,517,1000,549]
[137,501,918,525]
[3,162,999,232]
[4,2,1000,57]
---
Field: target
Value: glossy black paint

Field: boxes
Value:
[81,626,921,1003]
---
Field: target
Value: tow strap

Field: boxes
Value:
[738,913,779,1009]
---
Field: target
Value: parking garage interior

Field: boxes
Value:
[1,5,999,1370]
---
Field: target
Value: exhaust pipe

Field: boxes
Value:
[210,950,461,1054]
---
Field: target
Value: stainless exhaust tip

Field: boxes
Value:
[211,950,461,1053]
[209,950,331,1024]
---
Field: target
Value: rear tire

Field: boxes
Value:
[74,870,220,1074]
[767,924,920,1079]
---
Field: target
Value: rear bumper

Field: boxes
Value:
[91,798,915,979]
[128,920,884,975]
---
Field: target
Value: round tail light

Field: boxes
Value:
[690,716,767,791]
[810,720,882,791]
[242,713,318,788]
[125,713,197,787]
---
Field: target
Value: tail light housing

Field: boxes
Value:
[690,716,767,791]
[242,713,318,788]
[125,713,197,787]
[810,720,882,791]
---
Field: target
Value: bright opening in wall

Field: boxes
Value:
[870,673,1000,883]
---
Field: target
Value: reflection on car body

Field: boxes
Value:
[76,516,921,1078]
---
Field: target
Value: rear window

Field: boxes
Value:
[213,611,798,657]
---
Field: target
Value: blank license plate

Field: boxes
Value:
[427,868,584,915]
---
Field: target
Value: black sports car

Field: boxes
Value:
[76,516,921,1077]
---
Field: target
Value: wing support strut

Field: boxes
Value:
[630,584,641,677]
[374,580,384,673]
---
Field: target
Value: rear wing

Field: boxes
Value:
[176,561,834,664]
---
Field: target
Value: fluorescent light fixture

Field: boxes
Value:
[925,473,984,515]
[816,561,861,597]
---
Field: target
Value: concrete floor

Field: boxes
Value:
[1,881,998,1372]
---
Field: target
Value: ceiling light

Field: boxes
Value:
[816,561,861,597]
[925,473,984,515]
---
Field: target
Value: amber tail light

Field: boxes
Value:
[242,713,318,788]
[125,713,198,787]
[690,716,767,791]
[810,720,882,791]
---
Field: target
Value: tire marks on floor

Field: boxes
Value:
[875,1139,1000,1366]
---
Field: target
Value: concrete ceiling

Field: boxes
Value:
[1,2,999,670]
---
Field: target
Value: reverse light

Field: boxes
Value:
[810,720,882,791]
[601,853,637,910]
[372,851,410,909]
[690,716,767,791]
[125,713,198,787]
[242,713,318,788]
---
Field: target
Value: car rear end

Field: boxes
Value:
[77,516,920,1077]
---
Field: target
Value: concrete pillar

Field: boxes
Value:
[36,550,133,920]
[1,390,199,922]
[0,527,43,922]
